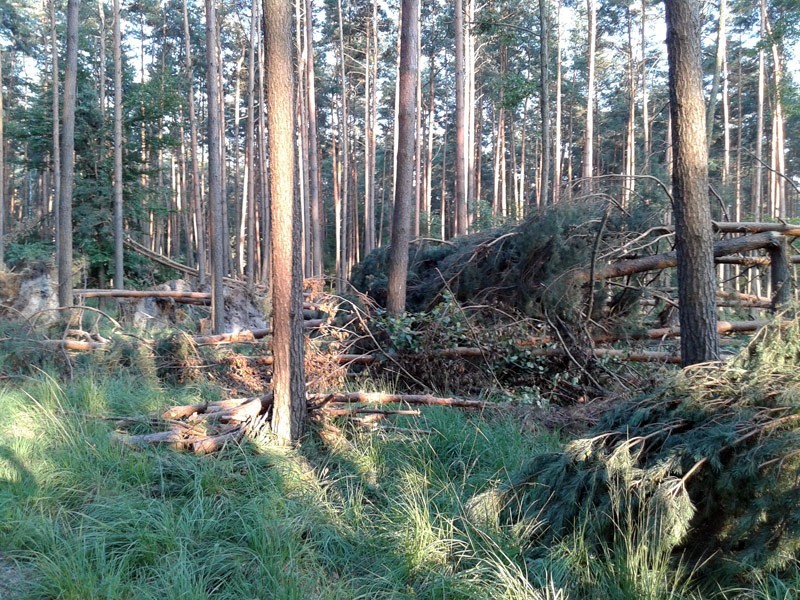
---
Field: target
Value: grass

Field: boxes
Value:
[0,371,798,598]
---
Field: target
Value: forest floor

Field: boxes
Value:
[0,365,798,599]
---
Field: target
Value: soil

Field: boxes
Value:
[0,552,29,599]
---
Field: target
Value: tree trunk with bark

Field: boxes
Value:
[0,48,5,269]
[264,0,307,443]
[665,0,719,365]
[386,0,419,315]
[205,0,225,333]
[113,0,124,289]
[58,0,80,308]
[184,0,207,285]
[539,0,551,207]
[306,0,323,277]
[454,0,467,235]
[582,0,596,194]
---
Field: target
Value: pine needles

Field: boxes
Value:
[471,317,800,585]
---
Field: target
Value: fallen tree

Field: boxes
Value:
[468,317,800,581]
[576,231,786,283]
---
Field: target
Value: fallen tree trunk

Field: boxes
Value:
[124,238,250,289]
[713,222,800,236]
[714,256,800,267]
[577,232,785,283]
[322,407,421,417]
[74,288,322,312]
[74,289,212,302]
[194,329,270,344]
[308,391,495,409]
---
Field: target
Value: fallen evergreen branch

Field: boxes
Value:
[468,317,800,581]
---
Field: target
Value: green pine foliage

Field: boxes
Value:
[351,199,670,323]
[471,317,800,588]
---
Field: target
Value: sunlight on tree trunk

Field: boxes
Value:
[387,0,419,315]
[265,0,307,443]
[665,0,719,366]
[58,0,80,309]
[113,0,124,289]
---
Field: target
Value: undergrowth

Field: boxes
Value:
[1,367,796,598]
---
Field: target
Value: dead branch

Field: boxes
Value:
[322,407,422,417]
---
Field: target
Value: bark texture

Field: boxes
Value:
[113,0,124,289]
[58,0,80,308]
[265,0,307,443]
[386,0,419,314]
[665,0,719,365]
[205,0,225,333]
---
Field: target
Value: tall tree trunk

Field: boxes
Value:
[50,0,61,247]
[552,0,562,204]
[665,0,719,366]
[735,45,743,221]
[582,0,596,194]
[294,4,310,278]
[336,0,349,291]
[98,0,106,117]
[0,48,4,269]
[257,38,270,284]
[424,48,435,235]
[622,6,636,209]
[466,0,476,229]
[306,0,323,276]
[59,0,80,308]
[413,0,422,238]
[234,52,245,277]
[721,47,730,184]
[539,0,551,206]
[245,1,257,288]
[440,126,447,239]
[640,0,650,173]
[206,0,225,333]
[265,0,307,443]
[364,2,375,249]
[332,132,341,279]
[753,30,765,220]
[706,0,726,152]
[387,0,419,315]
[763,4,785,219]
[184,0,206,284]
[454,0,467,235]
[113,0,124,288]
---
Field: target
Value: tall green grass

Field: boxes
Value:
[0,373,797,598]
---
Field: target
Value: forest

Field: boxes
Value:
[0,0,800,597]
